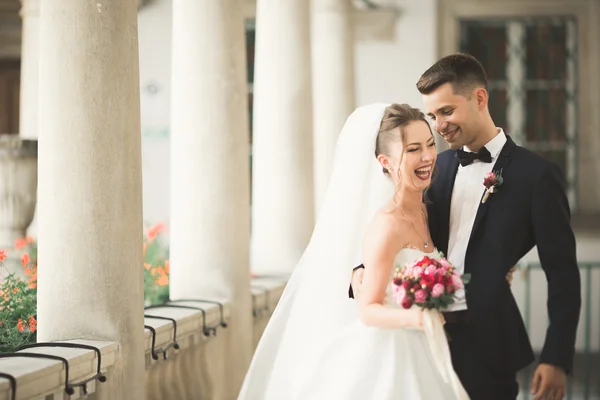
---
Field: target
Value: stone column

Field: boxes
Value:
[37,1,146,399]
[311,0,355,213]
[19,0,40,140]
[169,0,253,396]
[251,0,314,276]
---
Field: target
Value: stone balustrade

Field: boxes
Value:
[0,340,117,400]
[0,278,285,400]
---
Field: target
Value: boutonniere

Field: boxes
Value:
[482,170,503,203]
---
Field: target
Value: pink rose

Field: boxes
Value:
[451,274,463,289]
[414,289,427,303]
[431,283,445,298]
[425,265,437,276]
[393,285,405,304]
[404,266,414,277]
[413,266,423,279]
[439,258,453,270]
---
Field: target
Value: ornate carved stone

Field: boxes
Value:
[0,135,37,249]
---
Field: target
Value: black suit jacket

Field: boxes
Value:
[427,136,581,373]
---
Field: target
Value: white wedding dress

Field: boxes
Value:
[286,247,469,400]
[239,104,469,400]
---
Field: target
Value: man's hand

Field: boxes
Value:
[350,268,364,299]
[531,363,567,400]
[506,266,516,286]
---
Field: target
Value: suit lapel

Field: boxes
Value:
[465,136,517,264]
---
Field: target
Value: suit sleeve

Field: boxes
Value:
[532,163,581,373]
[348,264,365,298]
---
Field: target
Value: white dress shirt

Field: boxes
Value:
[446,129,507,312]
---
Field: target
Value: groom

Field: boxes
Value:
[351,54,581,400]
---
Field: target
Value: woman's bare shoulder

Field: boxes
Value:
[363,209,411,258]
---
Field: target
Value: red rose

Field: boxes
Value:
[414,256,427,267]
[436,275,450,285]
[483,173,498,187]
[393,277,403,286]
[420,274,435,287]
[401,296,413,309]
[402,280,412,290]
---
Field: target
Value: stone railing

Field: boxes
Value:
[0,340,117,400]
[0,277,286,400]
[144,277,285,399]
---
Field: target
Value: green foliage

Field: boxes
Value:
[0,250,37,352]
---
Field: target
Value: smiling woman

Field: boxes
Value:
[374,104,437,195]
[238,103,469,400]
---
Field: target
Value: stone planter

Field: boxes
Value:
[0,135,37,250]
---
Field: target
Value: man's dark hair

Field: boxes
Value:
[416,53,488,97]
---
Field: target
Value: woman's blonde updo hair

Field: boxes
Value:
[375,103,432,176]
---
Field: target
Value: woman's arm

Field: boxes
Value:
[357,213,423,329]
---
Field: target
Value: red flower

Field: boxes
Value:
[418,256,430,267]
[28,316,37,332]
[402,280,412,290]
[401,296,413,309]
[427,259,440,268]
[483,170,504,189]
[420,274,435,287]
[436,274,450,286]
[0,250,6,262]
[446,284,456,294]
[146,223,165,242]
[21,253,30,267]
[14,238,28,250]
[392,277,403,286]
[483,173,498,187]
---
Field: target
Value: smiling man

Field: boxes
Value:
[417,53,581,400]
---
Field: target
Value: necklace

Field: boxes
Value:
[400,208,430,249]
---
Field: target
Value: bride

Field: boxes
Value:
[239,103,469,399]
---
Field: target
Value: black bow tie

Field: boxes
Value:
[455,147,492,166]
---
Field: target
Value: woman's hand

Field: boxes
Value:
[404,307,424,329]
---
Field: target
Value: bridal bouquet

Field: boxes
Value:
[392,254,470,310]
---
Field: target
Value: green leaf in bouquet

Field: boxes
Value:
[440,293,454,304]
[430,297,442,309]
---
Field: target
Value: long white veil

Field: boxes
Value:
[239,103,393,399]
